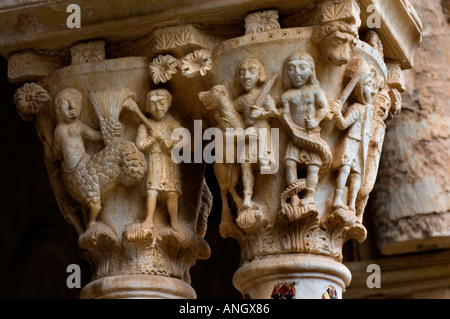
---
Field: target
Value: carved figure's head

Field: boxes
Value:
[237,58,267,92]
[283,50,319,89]
[146,88,172,121]
[55,88,83,124]
[312,21,359,66]
[374,88,391,121]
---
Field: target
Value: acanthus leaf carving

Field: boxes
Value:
[154,32,175,51]
[8,51,67,83]
[173,29,192,47]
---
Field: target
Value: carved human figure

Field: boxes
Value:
[281,50,328,207]
[54,88,146,230]
[355,87,390,221]
[54,89,102,170]
[54,89,103,230]
[234,58,278,209]
[125,89,182,237]
[329,58,379,216]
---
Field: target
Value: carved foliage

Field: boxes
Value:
[71,41,106,65]
[245,10,281,34]
[155,29,192,51]
[318,0,361,26]
[8,52,65,83]
[152,25,219,54]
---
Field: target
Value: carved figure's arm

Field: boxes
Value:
[256,94,278,119]
[335,104,359,130]
[80,122,103,141]
[161,120,181,151]
[53,126,63,160]
[234,97,244,114]
[136,124,155,151]
[314,90,329,124]
[306,90,328,130]
[263,94,277,112]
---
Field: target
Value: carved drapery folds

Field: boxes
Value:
[9,0,421,299]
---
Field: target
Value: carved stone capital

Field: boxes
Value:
[12,42,214,298]
[198,4,421,298]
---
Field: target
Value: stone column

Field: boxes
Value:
[1,0,422,299]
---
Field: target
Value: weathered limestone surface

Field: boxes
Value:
[371,0,450,255]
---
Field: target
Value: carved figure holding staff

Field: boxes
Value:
[124,89,183,240]
[329,57,379,225]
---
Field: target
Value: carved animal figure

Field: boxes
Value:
[199,84,245,219]
[62,140,146,228]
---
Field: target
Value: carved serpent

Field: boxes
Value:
[290,127,332,177]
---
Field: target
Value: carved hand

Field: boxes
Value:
[263,97,274,109]
[248,105,262,119]
[245,127,258,138]
[162,138,175,150]
[329,100,343,117]
[112,121,123,137]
